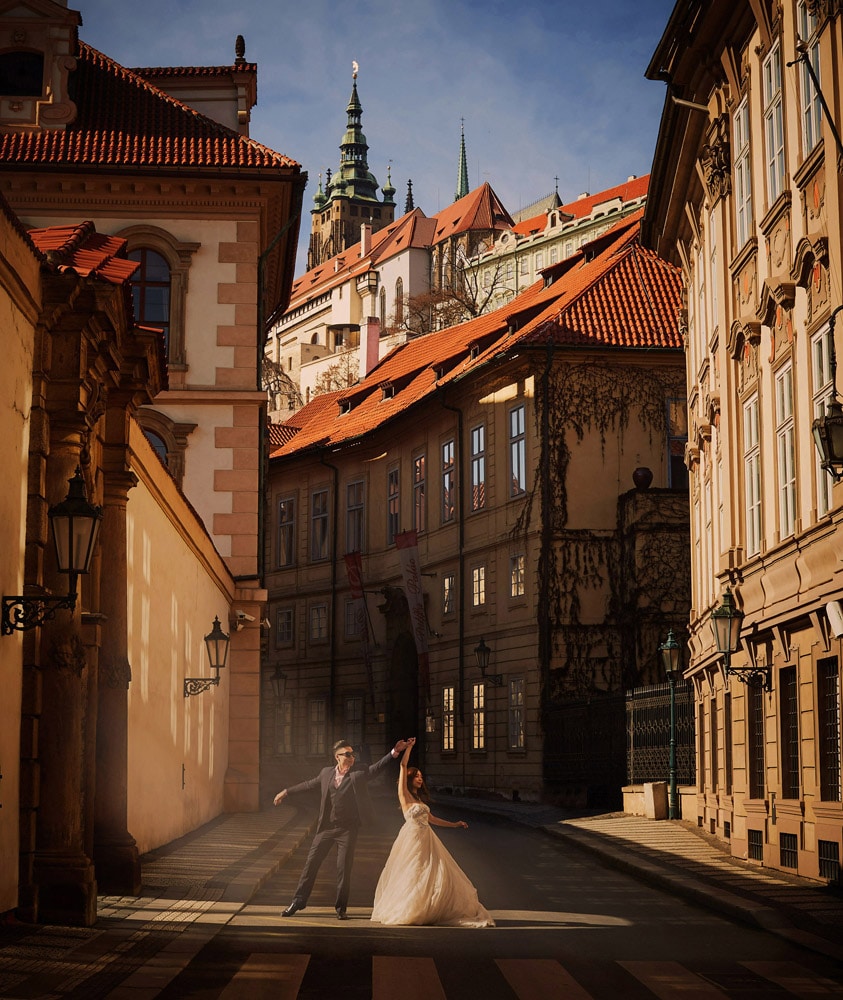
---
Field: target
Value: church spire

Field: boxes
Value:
[405,178,414,213]
[455,119,469,202]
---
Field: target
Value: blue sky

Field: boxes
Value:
[76,0,675,272]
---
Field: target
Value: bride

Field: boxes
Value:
[371,738,494,927]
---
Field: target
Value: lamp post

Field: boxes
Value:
[659,629,682,820]
[184,616,230,697]
[2,467,103,634]
[474,637,502,686]
[270,664,287,702]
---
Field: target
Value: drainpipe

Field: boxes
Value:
[256,200,303,584]
[320,450,340,731]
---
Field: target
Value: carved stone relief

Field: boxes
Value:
[700,114,731,201]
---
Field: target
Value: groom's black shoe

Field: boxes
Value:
[336,908,348,920]
[282,901,304,916]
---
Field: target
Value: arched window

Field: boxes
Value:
[379,287,387,331]
[118,225,199,378]
[128,248,170,350]
[136,408,196,488]
[394,278,404,325]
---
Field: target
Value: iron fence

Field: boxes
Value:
[626,680,695,786]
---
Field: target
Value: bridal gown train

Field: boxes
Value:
[371,802,494,926]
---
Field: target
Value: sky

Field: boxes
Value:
[75,0,676,274]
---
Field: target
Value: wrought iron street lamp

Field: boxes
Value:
[474,637,502,686]
[184,617,230,697]
[270,664,287,702]
[659,629,682,820]
[2,467,103,635]
[711,588,770,689]
[812,306,843,480]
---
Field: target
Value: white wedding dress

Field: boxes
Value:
[371,802,495,926]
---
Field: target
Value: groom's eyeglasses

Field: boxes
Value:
[337,752,355,758]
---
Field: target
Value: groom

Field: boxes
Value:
[274,737,411,919]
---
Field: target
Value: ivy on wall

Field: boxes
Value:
[515,353,689,702]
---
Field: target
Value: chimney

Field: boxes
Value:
[360,224,372,257]
[362,316,381,375]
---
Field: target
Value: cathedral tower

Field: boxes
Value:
[308,64,395,270]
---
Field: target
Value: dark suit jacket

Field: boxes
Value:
[286,751,396,830]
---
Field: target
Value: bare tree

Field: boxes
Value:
[313,349,359,395]
[262,355,302,411]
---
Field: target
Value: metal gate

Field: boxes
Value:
[626,680,695,786]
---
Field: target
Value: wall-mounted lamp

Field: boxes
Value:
[270,664,287,702]
[2,467,102,635]
[711,588,770,689]
[474,637,502,687]
[812,306,843,480]
[184,617,230,697]
[425,706,436,734]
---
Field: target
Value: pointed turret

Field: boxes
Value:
[382,164,396,206]
[455,120,469,202]
[405,179,414,213]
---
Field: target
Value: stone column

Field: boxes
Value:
[93,464,141,894]
[34,437,98,927]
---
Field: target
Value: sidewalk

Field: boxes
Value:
[447,796,843,962]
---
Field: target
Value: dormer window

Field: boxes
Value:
[0,51,44,97]
[339,399,353,415]
[381,383,395,400]
[469,344,480,360]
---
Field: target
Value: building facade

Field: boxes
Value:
[0,0,303,923]
[262,214,689,805]
[643,0,843,882]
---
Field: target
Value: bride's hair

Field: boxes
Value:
[405,766,430,803]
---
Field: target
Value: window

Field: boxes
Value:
[519,257,528,276]
[470,424,486,510]
[696,245,707,345]
[744,395,762,556]
[275,607,294,645]
[819,658,841,802]
[0,50,44,96]
[763,42,785,202]
[734,96,753,248]
[709,209,718,327]
[387,467,399,545]
[413,455,426,533]
[443,573,456,616]
[394,278,404,326]
[379,287,387,330]
[506,261,514,281]
[509,403,527,496]
[346,480,365,553]
[510,554,525,598]
[311,489,329,561]
[710,696,718,793]
[748,682,766,799]
[776,364,796,539]
[310,604,328,641]
[535,251,543,271]
[780,666,799,798]
[128,248,170,350]
[798,1,822,155]
[509,678,525,749]
[472,565,486,607]
[667,399,689,489]
[442,686,455,751]
[550,246,558,264]
[813,325,835,516]
[277,497,295,568]
[441,439,455,524]
[344,598,362,637]
[309,698,327,755]
[273,698,293,755]
[472,682,485,749]
[344,695,364,750]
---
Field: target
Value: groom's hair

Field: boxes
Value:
[332,739,350,754]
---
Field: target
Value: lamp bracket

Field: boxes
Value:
[483,673,504,687]
[1,592,77,635]
[183,675,220,698]
[726,664,771,691]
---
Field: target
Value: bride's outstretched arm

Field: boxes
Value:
[396,737,416,810]
[429,814,468,829]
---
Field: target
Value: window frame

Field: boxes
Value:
[311,488,329,562]
[413,454,426,533]
[763,41,786,203]
[277,496,296,568]
[470,424,486,510]
[441,438,455,525]
[471,682,485,750]
[345,479,365,554]
[775,363,796,540]
[509,403,527,497]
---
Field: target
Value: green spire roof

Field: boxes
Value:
[455,120,469,201]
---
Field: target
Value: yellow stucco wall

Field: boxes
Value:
[126,423,234,854]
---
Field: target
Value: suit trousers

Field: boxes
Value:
[293,823,359,910]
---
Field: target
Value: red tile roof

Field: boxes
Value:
[0,42,298,171]
[432,181,513,243]
[270,213,681,459]
[512,175,650,236]
[28,221,139,285]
